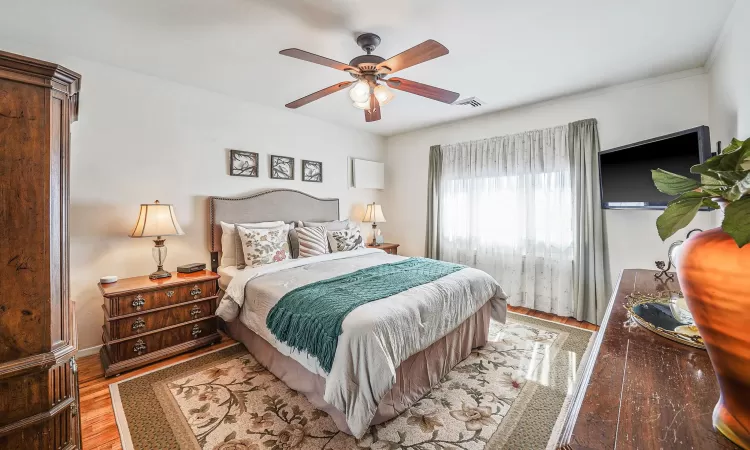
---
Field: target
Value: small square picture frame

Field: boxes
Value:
[302,160,323,182]
[270,155,294,180]
[229,150,258,177]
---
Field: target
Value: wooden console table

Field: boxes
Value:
[557,269,740,449]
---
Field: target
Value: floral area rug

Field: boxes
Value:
[109,313,594,450]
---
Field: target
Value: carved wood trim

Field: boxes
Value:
[0,49,81,449]
[100,332,221,377]
[0,343,76,380]
[0,50,80,94]
[98,272,220,298]
[101,295,218,321]
[0,396,74,438]
[69,92,79,122]
[102,315,218,345]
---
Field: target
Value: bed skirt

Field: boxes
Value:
[226,302,492,435]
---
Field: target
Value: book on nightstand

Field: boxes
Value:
[177,263,207,273]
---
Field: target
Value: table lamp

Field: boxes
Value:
[129,200,184,279]
[362,203,386,246]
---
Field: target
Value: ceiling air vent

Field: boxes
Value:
[454,97,485,107]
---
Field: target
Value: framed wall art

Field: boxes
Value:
[302,160,322,182]
[229,150,258,177]
[270,155,294,180]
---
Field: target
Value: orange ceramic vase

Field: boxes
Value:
[678,227,750,449]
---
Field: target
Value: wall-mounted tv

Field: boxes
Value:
[599,126,711,209]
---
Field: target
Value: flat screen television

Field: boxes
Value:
[599,126,711,209]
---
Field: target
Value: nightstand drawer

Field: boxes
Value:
[366,243,399,255]
[98,270,221,377]
[104,298,216,339]
[103,317,217,363]
[105,280,216,317]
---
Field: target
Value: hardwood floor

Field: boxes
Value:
[78,311,598,449]
[507,305,599,331]
[78,337,237,450]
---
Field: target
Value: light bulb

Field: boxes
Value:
[352,100,370,110]
[348,81,370,103]
[374,85,394,105]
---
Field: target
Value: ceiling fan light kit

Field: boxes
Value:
[348,80,371,103]
[352,100,371,110]
[374,84,394,105]
[280,33,460,122]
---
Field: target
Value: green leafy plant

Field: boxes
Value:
[652,137,750,247]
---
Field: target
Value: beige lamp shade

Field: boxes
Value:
[362,203,386,223]
[129,200,184,238]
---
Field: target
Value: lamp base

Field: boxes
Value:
[371,223,378,246]
[149,268,171,280]
[150,238,171,280]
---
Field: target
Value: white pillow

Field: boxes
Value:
[220,221,284,267]
[236,224,291,268]
[301,219,353,231]
[327,228,366,253]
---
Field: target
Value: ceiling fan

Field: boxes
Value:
[280,33,460,122]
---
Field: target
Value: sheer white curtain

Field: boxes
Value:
[439,125,575,317]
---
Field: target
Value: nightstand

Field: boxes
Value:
[366,243,400,255]
[98,270,221,377]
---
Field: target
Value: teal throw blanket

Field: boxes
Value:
[266,257,464,372]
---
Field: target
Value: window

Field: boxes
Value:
[441,171,573,252]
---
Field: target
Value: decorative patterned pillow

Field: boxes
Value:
[292,226,330,258]
[236,224,290,268]
[327,227,365,253]
[219,220,284,267]
[234,223,293,267]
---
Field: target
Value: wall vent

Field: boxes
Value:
[454,97,485,107]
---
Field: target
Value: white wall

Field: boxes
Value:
[709,2,750,148]
[1,40,385,352]
[382,70,717,286]
[707,2,750,231]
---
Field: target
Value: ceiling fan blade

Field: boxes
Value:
[365,96,381,122]
[384,77,459,104]
[285,81,353,109]
[376,40,448,74]
[280,48,360,74]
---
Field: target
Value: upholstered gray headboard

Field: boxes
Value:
[208,189,339,271]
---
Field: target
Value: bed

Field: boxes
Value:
[209,189,507,438]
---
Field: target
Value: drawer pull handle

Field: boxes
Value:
[167,290,175,298]
[190,305,202,319]
[191,325,202,338]
[132,317,146,332]
[190,285,202,297]
[132,294,146,311]
[133,339,147,355]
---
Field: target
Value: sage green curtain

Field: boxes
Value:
[425,145,442,259]
[568,119,610,324]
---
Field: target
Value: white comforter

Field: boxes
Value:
[216,248,507,438]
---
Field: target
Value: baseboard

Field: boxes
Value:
[76,344,102,358]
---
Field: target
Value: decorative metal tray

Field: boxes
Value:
[625,291,705,349]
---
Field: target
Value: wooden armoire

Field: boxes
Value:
[0,51,82,449]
